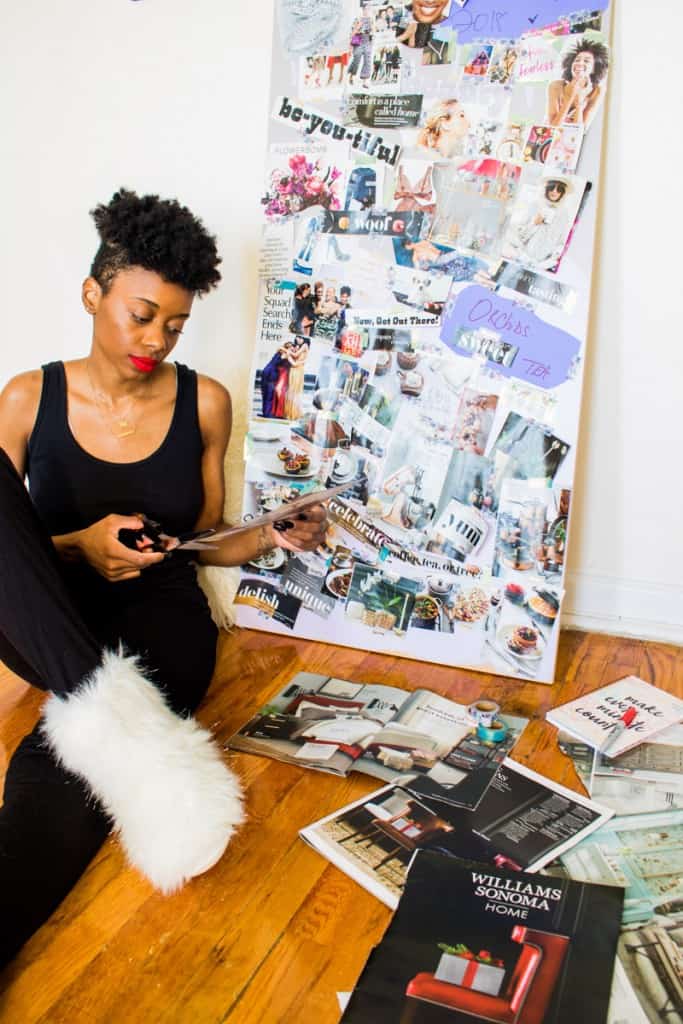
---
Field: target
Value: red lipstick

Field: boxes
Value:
[129,355,158,373]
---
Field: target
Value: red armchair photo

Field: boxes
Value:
[405,925,569,1024]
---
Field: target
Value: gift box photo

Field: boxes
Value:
[434,943,507,996]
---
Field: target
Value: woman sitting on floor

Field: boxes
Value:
[0,188,326,967]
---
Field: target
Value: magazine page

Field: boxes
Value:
[300,782,409,908]
[300,759,612,908]
[353,688,529,809]
[342,851,623,1024]
[547,676,683,757]
[228,671,410,775]
[431,757,614,871]
[594,721,683,782]
[589,777,683,816]
[558,730,683,814]
[556,810,683,926]
[235,0,615,684]
[551,810,683,1024]
[230,671,528,803]
[608,961,649,1024]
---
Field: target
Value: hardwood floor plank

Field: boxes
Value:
[227,871,390,1024]
[0,626,681,1023]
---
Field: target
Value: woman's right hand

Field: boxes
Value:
[64,514,166,582]
[571,74,591,102]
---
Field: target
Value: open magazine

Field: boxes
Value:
[228,672,528,811]
[547,809,683,1024]
[300,758,613,909]
[342,851,623,1024]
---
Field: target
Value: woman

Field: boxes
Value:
[506,176,574,270]
[489,46,518,85]
[347,16,373,87]
[261,342,292,418]
[0,189,326,966]
[313,286,341,341]
[546,37,609,129]
[418,99,470,158]
[292,282,314,331]
[284,338,311,420]
[396,0,450,48]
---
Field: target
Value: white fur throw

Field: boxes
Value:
[195,564,241,631]
[42,649,244,893]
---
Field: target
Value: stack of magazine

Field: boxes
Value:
[228,670,683,1023]
[544,675,683,1024]
[299,757,613,910]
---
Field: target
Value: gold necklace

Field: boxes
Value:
[85,362,139,439]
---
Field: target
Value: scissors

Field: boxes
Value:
[118,481,353,554]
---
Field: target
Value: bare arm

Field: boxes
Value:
[580,84,601,128]
[546,80,568,126]
[0,369,164,580]
[0,370,42,477]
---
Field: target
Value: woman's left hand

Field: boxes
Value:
[272,503,328,553]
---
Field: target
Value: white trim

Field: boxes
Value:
[563,571,683,645]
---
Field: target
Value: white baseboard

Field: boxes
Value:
[563,571,683,646]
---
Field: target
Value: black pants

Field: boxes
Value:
[0,449,218,968]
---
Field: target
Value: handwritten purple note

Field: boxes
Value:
[440,285,580,388]
[445,2,610,42]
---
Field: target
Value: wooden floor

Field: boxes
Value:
[0,627,681,1023]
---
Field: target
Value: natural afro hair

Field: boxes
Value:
[561,38,609,86]
[89,188,222,296]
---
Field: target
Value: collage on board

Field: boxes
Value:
[236,1,612,683]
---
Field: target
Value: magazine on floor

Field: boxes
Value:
[228,671,528,810]
[299,758,613,909]
[547,810,683,1024]
[558,728,683,814]
[592,721,683,782]
[341,850,623,1024]
[547,676,683,758]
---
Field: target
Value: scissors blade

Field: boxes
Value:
[175,538,221,551]
[169,528,218,551]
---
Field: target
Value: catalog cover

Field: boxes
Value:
[547,677,683,758]
[229,671,527,809]
[237,0,615,683]
[299,758,613,908]
[342,851,623,1024]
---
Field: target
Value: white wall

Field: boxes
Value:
[2,0,681,644]
[563,1,683,642]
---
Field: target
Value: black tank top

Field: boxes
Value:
[27,361,205,537]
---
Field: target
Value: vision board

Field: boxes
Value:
[234,0,612,684]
